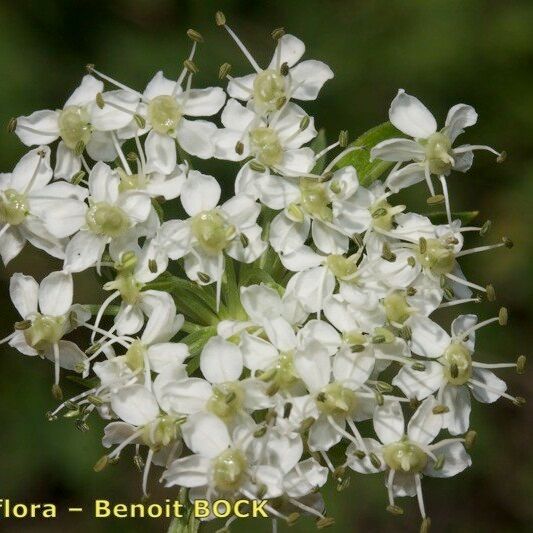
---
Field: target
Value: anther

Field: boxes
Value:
[381,243,396,262]
[134,454,144,471]
[187,29,204,42]
[372,208,387,218]
[148,259,158,273]
[369,453,382,469]
[88,395,104,406]
[235,141,244,155]
[352,344,366,352]
[215,11,226,26]
[486,284,496,302]
[513,396,526,407]
[134,114,146,129]
[253,425,267,438]
[406,287,417,296]
[299,115,310,131]
[197,272,210,283]
[386,504,404,515]
[465,430,477,449]
[433,455,445,471]
[71,170,86,185]
[286,512,300,526]
[14,320,32,330]
[94,455,109,472]
[280,62,290,76]
[480,220,491,236]
[85,63,95,73]
[407,256,417,267]
[271,27,285,40]
[316,517,335,529]
[432,404,449,414]
[338,130,349,148]
[375,381,393,393]
[419,237,427,254]
[426,194,445,205]
[498,307,508,326]
[374,390,384,406]
[516,355,526,375]
[183,59,199,74]
[450,363,459,379]
[74,140,85,157]
[353,449,366,459]
[496,150,507,163]
[372,335,386,344]
[52,384,63,401]
[249,160,266,172]
[95,93,105,109]
[283,402,293,418]
[266,383,280,396]
[218,62,232,79]
[502,236,513,249]
[412,362,427,372]
[299,417,315,433]
[76,419,90,432]
[7,117,17,133]
[420,517,431,533]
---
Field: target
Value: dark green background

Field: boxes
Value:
[0,1,531,531]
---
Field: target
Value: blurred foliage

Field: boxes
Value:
[0,0,532,532]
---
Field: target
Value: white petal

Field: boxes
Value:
[145,130,177,175]
[311,219,348,255]
[409,315,450,358]
[268,34,305,69]
[181,412,230,458]
[386,162,426,192]
[38,271,73,316]
[290,60,334,100]
[392,361,442,400]
[308,414,342,451]
[269,212,310,254]
[147,343,189,373]
[442,385,471,435]
[85,131,118,162]
[88,161,119,203]
[426,441,471,478]
[163,455,210,487]
[19,218,66,260]
[65,75,103,106]
[333,345,374,388]
[103,422,139,448]
[407,396,442,445]
[176,119,217,159]
[284,458,329,497]
[293,342,331,392]
[91,90,139,131]
[221,194,260,229]
[445,104,477,142]
[278,147,315,175]
[180,170,221,216]
[299,319,340,355]
[256,175,300,210]
[451,314,477,351]
[373,400,404,444]
[63,231,106,273]
[15,110,59,146]
[345,438,386,474]
[0,227,26,265]
[111,385,159,426]
[46,340,88,372]
[118,191,152,223]
[115,304,144,336]
[161,378,212,415]
[11,146,53,191]
[220,98,255,131]
[214,128,248,161]
[54,141,82,181]
[200,336,243,384]
[240,284,282,322]
[181,87,226,117]
[371,138,425,162]
[389,89,437,138]
[143,71,177,99]
[227,74,255,100]
[470,368,507,403]
[285,267,335,314]
[10,273,39,318]
[281,245,323,271]
[240,333,279,373]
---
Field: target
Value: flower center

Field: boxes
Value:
[142,416,178,450]
[417,238,455,275]
[191,210,235,255]
[370,199,395,231]
[125,340,147,371]
[207,382,244,421]
[58,105,92,151]
[212,448,248,492]
[86,202,130,238]
[316,382,358,416]
[23,314,66,351]
[384,291,411,324]
[424,132,454,174]
[0,189,29,225]
[300,180,333,222]
[383,439,428,473]
[147,95,182,135]
[326,254,358,281]
[118,169,147,192]
[274,352,298,390]
[441,342,472,385]
[253,69,286,111]
[249,127,283,167]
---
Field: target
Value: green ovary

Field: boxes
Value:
[316,382,358,417]
[384,291,411,324]
[417,238,455,275]
[125,340,146,371]
[207,383,244,421]
[300,181,333,222]
[24,315,66,351]
[147,95,181,135]
[424,132,454,174]
[441,342,472,385]
[253,69,286,111]
[212,448,248,492]
[327,254,357,281]
[249,127,283,167]
[191,210,235,255]
[86,202,130,238]
[58,106,91,151]
[0,189,29,225]
[383,439,428,473]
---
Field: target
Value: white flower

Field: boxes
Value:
[154,171,266,288]
[14,75,135,180]
[346,397,471,519]
[393,314,510,434]
[215,98,316,179]
[54,162,154,273]
[371,89,501,194]
[223,30,333,113]
[0,147,77,264]
[7,271,88,387]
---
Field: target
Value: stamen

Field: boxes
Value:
[0,331,15,345]
[90,290,121,344]
[456,241,506,258]
[87,66,145,101]
[453,144,501,157]
[438,297,481,308]
[111,132,132,175]
[424,163,436,196]
[415,474,426,519]
[319,450,335,473]
[456,315,501,342]
[23,149,46,194]
[445,272,486,293]
[142,448,154,497]
[438,175,452,226]
[221,23,262,73]
[288,498,325,520]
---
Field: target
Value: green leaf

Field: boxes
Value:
[336,121,406,186]
[425,210,479,225]
[310,128,327,174]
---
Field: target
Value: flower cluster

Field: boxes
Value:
[0,14,525,532]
